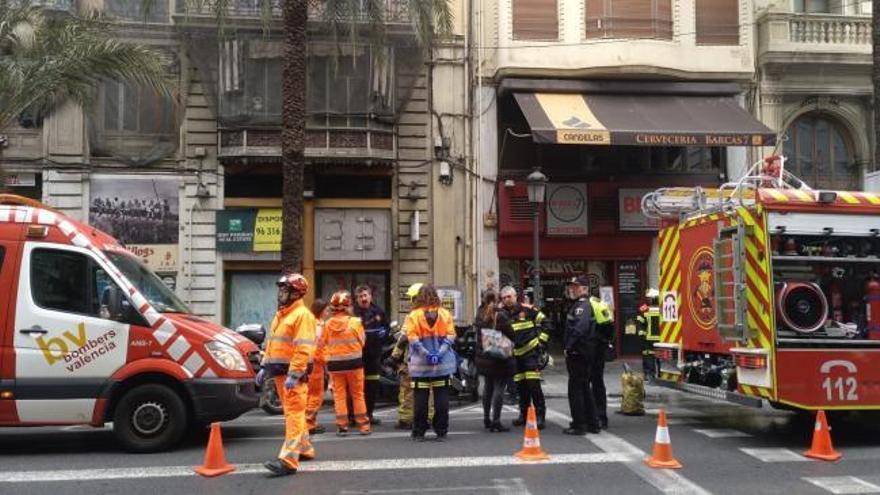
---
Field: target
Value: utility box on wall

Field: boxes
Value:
[314,208,392,261]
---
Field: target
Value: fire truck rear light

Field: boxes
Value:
[0,391,13,399]
[735,354,767,370]
[656,348,675,361]
[26,225,48,238]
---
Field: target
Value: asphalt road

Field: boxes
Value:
[3,361,880,495]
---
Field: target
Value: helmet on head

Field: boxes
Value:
[645,288,660,299]
[329,290,352,312]
[406,283,423,301]
[277,273,309,296]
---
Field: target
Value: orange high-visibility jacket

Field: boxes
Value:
[405,305,457,378]
[263,299,318,378]
[320,314,365,372]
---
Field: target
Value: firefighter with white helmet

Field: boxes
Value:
[385,283,434,429]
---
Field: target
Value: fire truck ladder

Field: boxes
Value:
[641,155,812,221]
[714,222,753,342]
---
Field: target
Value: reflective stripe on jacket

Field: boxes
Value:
[320,314,365,372]
[263,299,317,377]
[502,304,549,359]
[406,305,457,378]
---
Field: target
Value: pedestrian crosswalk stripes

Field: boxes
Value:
[804,476,880,494]
[692,429,752,439]
[739,448,810,463]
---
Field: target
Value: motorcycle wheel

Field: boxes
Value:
[260,380,284,415]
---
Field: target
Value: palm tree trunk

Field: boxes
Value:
[281,0,308,274]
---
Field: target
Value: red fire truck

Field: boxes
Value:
[641,156,880,411]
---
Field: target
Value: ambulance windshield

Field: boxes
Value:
[104,251,190,313]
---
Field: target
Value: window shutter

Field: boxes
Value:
[586,0,672,39]
[512,0,558,40]
[696,0,739,45]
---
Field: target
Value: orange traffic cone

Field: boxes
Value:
[804,410,842,462]
[645,409,682,469]
[194,422,236,477]
[514,405,550,461]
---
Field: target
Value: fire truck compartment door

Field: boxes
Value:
[14,242,131,423]
[768,213,880,237]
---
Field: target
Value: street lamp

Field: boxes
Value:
[526,169,548,307]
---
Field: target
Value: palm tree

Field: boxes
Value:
[195,0,452,274]
[0,6,171,131]
[0,5,171,188]
[277,0,451,273]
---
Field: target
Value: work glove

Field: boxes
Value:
[427,353,441,366]
[255,368,266,387]
[285,371,304,390]
[383,357,398,369]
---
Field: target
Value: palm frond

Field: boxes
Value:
[0,6,175,130]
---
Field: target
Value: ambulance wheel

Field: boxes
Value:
[113,384,188,453]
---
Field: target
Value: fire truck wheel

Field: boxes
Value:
[112,384,188,453]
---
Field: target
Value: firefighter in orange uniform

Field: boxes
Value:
[306,298,329,435]
[321,291,371,436]
[259,273,318,477]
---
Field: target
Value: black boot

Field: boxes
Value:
[512,414,526,427]
[490,421,510,432]
[264,460,297,477]
[537,409,546,430]
[484,417,493,429]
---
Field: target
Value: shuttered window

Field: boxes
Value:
[695,0,739,45]
[585,0,672,39]
[512,0,558,40]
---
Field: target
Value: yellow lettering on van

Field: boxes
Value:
[35,323,87,366]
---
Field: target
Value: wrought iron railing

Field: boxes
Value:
[175,0,411,24]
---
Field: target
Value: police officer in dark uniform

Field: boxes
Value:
[353,285,387,425]
[563,275,600,435]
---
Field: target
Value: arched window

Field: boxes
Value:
[782,113,859,190]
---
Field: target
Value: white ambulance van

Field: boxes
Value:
[0,195,259,451]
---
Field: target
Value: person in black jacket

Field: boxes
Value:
[474,291,517,432]
[563,275,601,435]
[353,285,388,425]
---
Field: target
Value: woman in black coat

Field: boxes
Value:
[474,290,516,432]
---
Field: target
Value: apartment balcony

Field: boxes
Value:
[173,0,412,27]
[757,13,871,67]
[490,0,754,81]
[217,127,395,163]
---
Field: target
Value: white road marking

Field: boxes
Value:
[339,477,531,495]
[692,428,751,439]
[804,476,880,494]
[230,431,478,442]
[541,407,712,495]
[739,448,810,463]
[0,453,635,483]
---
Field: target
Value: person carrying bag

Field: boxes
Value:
[474,291,516,432]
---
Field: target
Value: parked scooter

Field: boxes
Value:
[235,323,283,415]
[377,321,401,403]
[451,324,480,402]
